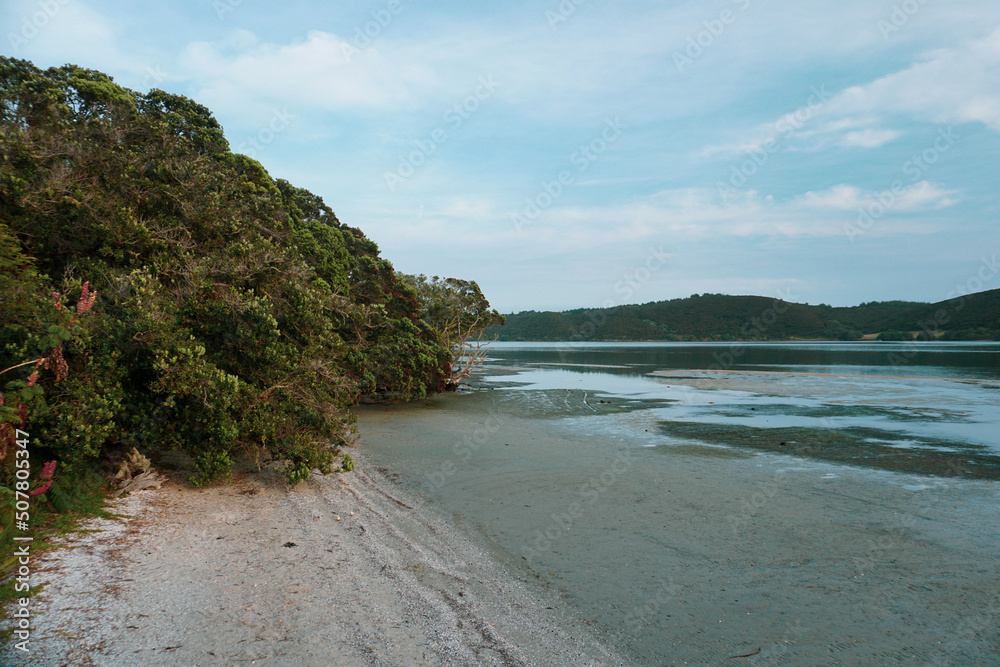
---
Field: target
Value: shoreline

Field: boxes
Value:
[7,352,1000,665]
[355,390,1000,665]
[2,453,626,666]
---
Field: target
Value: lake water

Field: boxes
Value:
[357,342,1000,665]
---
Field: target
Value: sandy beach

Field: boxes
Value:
[5,376,1000,666]
[1,453,626,667]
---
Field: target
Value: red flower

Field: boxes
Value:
[30,480,52,497]
[76,281,97,314]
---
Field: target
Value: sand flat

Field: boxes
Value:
[2,455,625,666]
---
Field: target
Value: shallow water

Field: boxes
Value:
[483,341,1000,479]
[357,342,1000,665]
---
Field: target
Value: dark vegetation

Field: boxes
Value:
[401,274,505,389]
[0,58,500,605]
[489,291,1000,342]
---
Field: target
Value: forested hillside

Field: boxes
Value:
[0,58,498,490]
[490,290,1000,342]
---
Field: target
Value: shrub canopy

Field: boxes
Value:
[0,58,456,485]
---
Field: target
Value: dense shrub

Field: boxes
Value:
[0,58,457,490]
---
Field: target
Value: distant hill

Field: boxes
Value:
[487,289,1000,341]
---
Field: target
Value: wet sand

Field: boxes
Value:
[356,391,1000,666]
[1,455,625,666]
[6,385,999,666]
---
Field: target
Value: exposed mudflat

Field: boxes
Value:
[356,389,1000,666]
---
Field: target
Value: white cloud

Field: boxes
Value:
[825,27,1000,132]
[179,30,442,115]
[704,26,1000,159]
[792,181,957,212]
[838,128,901,148]
[503,181,960,253]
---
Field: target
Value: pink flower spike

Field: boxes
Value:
[30,480,53,497]
[77,282,90,314]
[76,282,97,315]
[26,370,39,387]
[52,291,62,310]
[40,460,57,480]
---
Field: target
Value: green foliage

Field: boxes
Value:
[402,275,505,344]
[940,327,1000,341]
[823,321,863,341]
[0,56,493,492]
[0,56,502,627]
[400,274,504,388]
[491,291,1000,342]
[876,330,915,341]
[190,448,235,487]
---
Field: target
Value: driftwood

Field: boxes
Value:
[112,447,163,496]
[443,332,494,390]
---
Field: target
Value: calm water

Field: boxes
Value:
[357,342,1000,665]
[480,341,1000,478]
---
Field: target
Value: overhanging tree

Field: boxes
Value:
[400,274,505,389]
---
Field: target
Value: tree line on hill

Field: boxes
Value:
[487,291,1000,342]
[0,58,502,502]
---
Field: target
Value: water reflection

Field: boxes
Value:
[485,341,1000,381]
[477,342,1000,478]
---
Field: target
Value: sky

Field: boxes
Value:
[3,0,999,313]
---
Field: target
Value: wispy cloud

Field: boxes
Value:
[792,181,958,212]
[704,27,1000,161]
[838,128,901,148]
[179,30,442,115]
[481,182,959,262]
[3,0,997,310]
[824,27,1000,132]
[828,30,1000,131]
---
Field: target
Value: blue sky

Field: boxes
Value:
[3,0,999,313]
